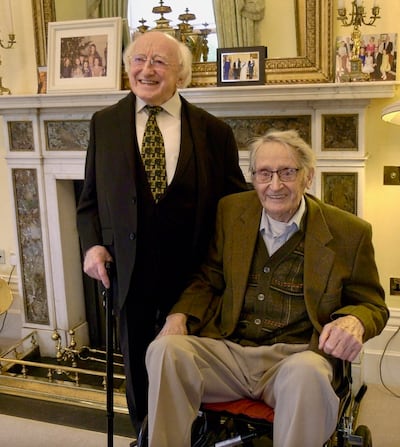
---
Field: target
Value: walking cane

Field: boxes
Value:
[102,261,114,447]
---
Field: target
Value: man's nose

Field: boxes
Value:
[270,171,283,187]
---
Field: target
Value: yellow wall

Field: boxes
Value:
[0,0,400,309]
[333,3,400,309]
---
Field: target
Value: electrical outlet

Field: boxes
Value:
[0,249,5,264]
[390,278,400,295]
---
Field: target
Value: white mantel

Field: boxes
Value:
[0,81,396,111]
[0,82,397,355]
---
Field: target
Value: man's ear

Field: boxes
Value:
[306,168,315,189]
[176,77,185,88]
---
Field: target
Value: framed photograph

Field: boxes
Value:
[217,46,266,86]
[335,32,397,82]
[47,17,122,94]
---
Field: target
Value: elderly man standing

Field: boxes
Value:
[146,129,389,447]
[76,30,247,438]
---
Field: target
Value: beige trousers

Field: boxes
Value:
[146,335,339,447]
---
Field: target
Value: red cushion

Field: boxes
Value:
[202,399,274,422]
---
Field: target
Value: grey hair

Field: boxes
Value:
[248,129,316,175]
[123,31,193,88]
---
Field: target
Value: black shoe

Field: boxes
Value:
[129,438,137,447]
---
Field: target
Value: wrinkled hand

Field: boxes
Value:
[83,245,113,288]
[319,315,365,362]
[156,313,188,339]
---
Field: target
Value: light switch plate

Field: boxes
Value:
[384,166,400,185]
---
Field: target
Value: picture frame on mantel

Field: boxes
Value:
[217,46,266,86]
[47,17,122,94]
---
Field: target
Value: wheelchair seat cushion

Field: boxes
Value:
[202,398,275,422]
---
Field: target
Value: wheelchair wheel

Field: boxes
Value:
[354,425,372,447]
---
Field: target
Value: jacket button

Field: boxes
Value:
[257,293,265,301]
[263,266,270,273]
[129,233,136,240]
[254,318,262,325]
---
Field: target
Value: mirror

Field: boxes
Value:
[191,0,334,86]
[32,0,56,67]
[33,0,333,86]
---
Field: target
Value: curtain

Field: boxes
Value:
[212,0,265,47]
[99,0,130,49]
[99,0,128,18]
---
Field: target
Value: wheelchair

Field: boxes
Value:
[137,362,372,447]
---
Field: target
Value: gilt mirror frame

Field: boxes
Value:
[32,0,56,68]
[33,0,333,87]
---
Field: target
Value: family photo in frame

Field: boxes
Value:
[335,32,397,82]
[217,46,266,86]
[47,17,122,94]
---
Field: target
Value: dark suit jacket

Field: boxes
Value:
[76,91,247,312]
[172,191,389,383]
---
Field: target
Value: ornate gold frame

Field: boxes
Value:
[191,0,334,86]
[32,0,333,86]
[32,0,56,67]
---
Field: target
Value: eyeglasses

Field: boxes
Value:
[129,55,174,70]
[252,167,301,183]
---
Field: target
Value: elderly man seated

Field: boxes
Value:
[145,129,389,447]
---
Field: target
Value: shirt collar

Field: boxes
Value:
[136,91,181,119]
[260,196,306,236]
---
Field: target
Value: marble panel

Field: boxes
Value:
[222,115,312,150]
[12,168,49,325]
[45,120,90,151]
[7,121,35,151]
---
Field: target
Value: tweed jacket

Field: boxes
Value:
[171,191,389,351]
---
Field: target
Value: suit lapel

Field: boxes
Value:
[173,105,193,180]
[230,192,262,320]
[303,195,335,329]
[181,97,208,186]
[116,93,138,176]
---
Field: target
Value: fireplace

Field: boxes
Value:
[0,83,395,356]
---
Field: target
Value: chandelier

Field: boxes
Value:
[337,0,380,28]
[134,1,212,62]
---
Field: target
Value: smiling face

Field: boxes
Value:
[127,32,183,106]
[252,141,314,222]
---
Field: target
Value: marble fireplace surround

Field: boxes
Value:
[0,82,396,355]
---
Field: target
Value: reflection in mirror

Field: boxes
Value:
[127,0,299,61]
[213,0,299,58]
[33,0,333,86]
[127,0,218,62]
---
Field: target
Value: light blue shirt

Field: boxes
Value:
[260,196,306,256]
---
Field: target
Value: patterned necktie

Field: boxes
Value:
[141,105,167,202]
